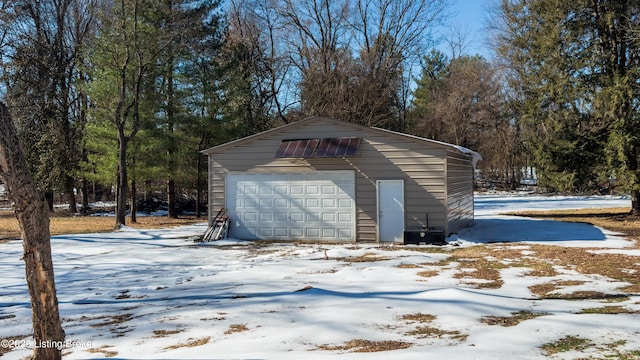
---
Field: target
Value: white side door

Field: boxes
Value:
[377,180,404,242]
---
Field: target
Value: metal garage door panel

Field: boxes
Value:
[226,171,355,241]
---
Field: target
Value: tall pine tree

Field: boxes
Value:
[151,0,223,218]
[496,0,640,210]
[87,0,164,227]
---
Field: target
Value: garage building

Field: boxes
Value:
[202,116,480,243]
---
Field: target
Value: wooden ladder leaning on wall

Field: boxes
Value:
[202,207,230,242]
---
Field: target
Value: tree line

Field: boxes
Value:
[2,0,640,228]
[494,0,640,214]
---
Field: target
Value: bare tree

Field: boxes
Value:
[279,0,352,75]
[277,0,355,121]
[219,0,295,133]
[0,0,97,214]
[410,53,524,187]
[353,0,447,69]
[230,0,296,124]
[276,0,448,128]
[0,102,65,359]
[444,26,472,59]
[352,0,447,129]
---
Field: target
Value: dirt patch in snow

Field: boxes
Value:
[481,311,551,327]
[163,337,211,350]
[153,329,185,338]
[86,345,117,358]
[316,339,413,353]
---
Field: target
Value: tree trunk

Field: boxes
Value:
[66,175,78,214]
[623,140,640,216]
[81,178,90,215]
[166,1,178,220]
[45,191,54,212]
[0,102,65,360]
[168,179,177,218]
[131,179,137,223]
[631,189,640,216]
[115,128,128,228]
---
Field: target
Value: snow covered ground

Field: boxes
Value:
[1,194,639,359]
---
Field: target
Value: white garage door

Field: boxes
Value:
[226,171,356,241]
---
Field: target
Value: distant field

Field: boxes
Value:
[2,206,638,242]
[0,209,205,240]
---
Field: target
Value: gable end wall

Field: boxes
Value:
[445,149,474,234]
[207,118,460,242]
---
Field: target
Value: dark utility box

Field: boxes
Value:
[403,229,445,245]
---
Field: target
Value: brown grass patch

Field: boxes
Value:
[225,324,249,335]
[435,221,639,295]
[396,263,421,269]
[396,208,640,296]
[481,311,550,327]
[317,339,412,352]
[302,268,339,274]
[529,280,611,300]
[579,305,639,314]
[86,345,118,358]
[400,313,437,323]
[0,209,203,239]
[425,246,559,288]
[447,247,557,276]
[405,326,468,341]
[604,295,632,303]
[163,337,211,350]
[88,313,134,328]
[525,246,640,293]
[528,282,559,298]
[528,281,624,300]
[153,329,185,338]
[512,259,558,277]
[399,313,467,342]
[200,312,227,321]
[453,258,505,289]
[416,269,439,278]
[541,335,593,355]
[82,313,134,337]
[339,252,391,263]
[541,337,640,359]
[0,210,20,239]
[115,290,147,300]
[410,227,638,293]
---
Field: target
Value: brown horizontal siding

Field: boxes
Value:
[353,157,443,165]
[208,161,226,223]
[405,204,446,229]
[447,180,470,193]
[354,173,376,242]
[365,141,445,154]
[448,197,473,223]
[445,149,474,234]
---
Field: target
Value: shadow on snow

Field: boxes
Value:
[459,216,606,243]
